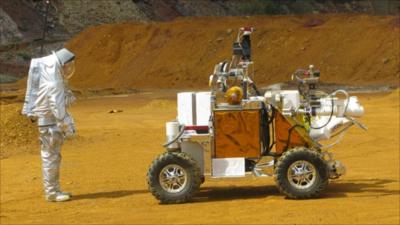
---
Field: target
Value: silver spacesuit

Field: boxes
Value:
[22,48,76,202]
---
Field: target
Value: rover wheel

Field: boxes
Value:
[147,152,201,204]
[274,147,329,199]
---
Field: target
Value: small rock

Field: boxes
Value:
[216,37,224,42]
[300,47,306,51]
[382,58,390,64]
[226,29,232,35]
[109,109,123,113]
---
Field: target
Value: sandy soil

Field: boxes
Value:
[0,89,398,224]
[60,14,399,90]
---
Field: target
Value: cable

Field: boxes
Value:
[162,126,186,148]
[284,125,307,151]
[331,89,350,115]
[309,97,334,129]
[250,82,261,96]
[269,110,276,151]
[309,89,349,130]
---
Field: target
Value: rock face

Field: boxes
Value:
[0,0,398,83]
[57,0,148,34]
[0,8,22,46]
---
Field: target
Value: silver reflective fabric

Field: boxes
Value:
[22,53,75,125]
[22,52,76,198]
[39,124,64,196]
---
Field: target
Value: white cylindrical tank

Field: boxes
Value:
[166,121,180,149]
[343,96,364,117]
[316,96,364,118]
[309,116,350,141]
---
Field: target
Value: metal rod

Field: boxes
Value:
[40,0,50,55]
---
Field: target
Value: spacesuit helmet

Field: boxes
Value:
[54,48,75,79]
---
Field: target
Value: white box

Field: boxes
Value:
[281,90,300,111]
[177,92,194,126]
[195,92,211,125]
[212,158,245,177]
[177,92,211,126]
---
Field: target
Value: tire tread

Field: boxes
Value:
[274,147,329,199]
[147,152,201,204]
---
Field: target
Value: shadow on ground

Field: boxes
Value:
[70,179,398,202]
[193,178,399,203]
[193,185,279,203]
[72,189,148,200]
[324,178,399,198]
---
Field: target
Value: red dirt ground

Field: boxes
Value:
[1,90,399,224]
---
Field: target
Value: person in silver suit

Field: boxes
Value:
[22,48,76,202]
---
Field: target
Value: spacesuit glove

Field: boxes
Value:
[64,122,76,139]
[57,122,75,139]
[57,117,76,139]
[28,114,37,123]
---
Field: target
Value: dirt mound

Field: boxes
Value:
[64,14,399,90]
[0,103,38,158]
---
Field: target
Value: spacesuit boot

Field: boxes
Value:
[46,193,70,202]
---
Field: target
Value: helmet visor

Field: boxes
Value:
[63,60,75,79]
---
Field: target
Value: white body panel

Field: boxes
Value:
[195,92,211,125]
[181,142,205,174]
[212,158,245,177]
[177,92,211,126]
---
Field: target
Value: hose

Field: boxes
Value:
[331,89,350,115]
[162,125,186,148]
[309,97,334,129]
[250,82,261,96]
[309,89,350,130]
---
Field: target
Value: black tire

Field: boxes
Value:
[274,147,329,199]
[147,152,201,204]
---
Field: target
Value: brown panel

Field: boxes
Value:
[275,112,307,154]
[214,110,261,158]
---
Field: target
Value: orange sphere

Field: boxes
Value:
[225,86,243,105]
